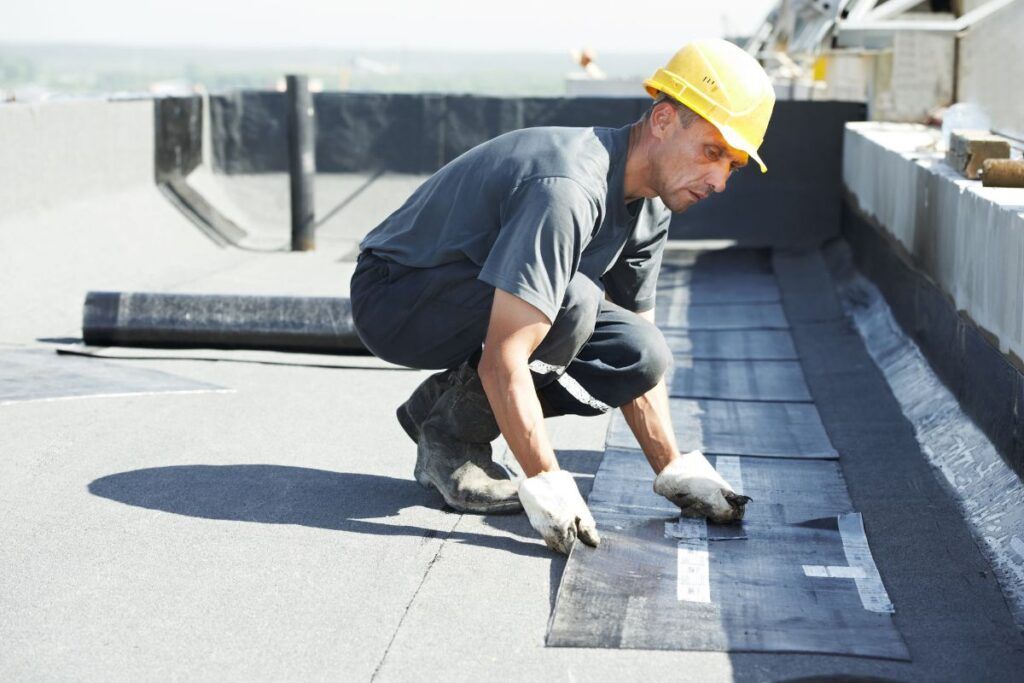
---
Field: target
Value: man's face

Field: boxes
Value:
[648,104,749,213]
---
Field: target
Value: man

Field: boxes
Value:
[351,39,776,555]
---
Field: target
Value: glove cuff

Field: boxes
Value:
[519,469,575,494]
[654,456,686,492]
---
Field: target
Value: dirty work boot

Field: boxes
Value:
[396,368,457,444]
[416,363,521,514]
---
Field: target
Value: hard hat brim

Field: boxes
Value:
[716,122,768,174]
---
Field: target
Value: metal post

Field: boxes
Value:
[286,74,316,251]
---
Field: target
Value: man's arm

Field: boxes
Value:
[477,289,557,477]
[478,289,599,553]
[620,309,751,523]
[618,309,678,473]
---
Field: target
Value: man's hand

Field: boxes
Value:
[519,470,600,554]
[654,450,751,523]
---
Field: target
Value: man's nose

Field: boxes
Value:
[710,163,730,194]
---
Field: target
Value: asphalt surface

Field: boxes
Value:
[3,171,1023,680]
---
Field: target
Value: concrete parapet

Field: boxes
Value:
[842,121,1024,472]
[843,122,1024,363]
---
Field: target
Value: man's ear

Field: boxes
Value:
[649,102,675,141]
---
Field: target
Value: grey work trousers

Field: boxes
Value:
[350,252,671,417]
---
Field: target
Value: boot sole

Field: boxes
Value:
[417,470,521,515]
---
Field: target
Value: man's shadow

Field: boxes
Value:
[89,450,603,572]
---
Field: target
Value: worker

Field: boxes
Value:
[350,39,776,555]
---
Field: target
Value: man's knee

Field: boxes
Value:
[534,275,603,368]
[630,317,672,393]
[559,275,603,334]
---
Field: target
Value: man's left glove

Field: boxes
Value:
[519,470,601,555]
[654,450,751,523]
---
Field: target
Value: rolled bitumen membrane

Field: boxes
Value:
[83,291,367,353]
[550,247,902,658]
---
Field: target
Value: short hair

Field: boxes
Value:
[647,93,702,128]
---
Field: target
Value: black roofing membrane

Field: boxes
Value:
[0,349,226,404]
[549,451,906,659]
[669,359,812,403]
[655,269,781,306]
[658,302,790,331]
[551,248,906,658]
[661,329,799,360]
[606,399,838,459]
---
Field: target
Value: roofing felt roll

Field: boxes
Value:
[83,291,367,353]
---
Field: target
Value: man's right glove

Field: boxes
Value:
[654,450,751,523]
[518,470,601,555]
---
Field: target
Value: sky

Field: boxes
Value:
[1,0,778,53]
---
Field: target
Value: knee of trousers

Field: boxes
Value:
[540,275,603,365]
[627,319,673,395]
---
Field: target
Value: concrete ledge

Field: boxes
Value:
[842,122,1024,362]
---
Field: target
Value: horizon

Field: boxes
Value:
[0,40,674,56]
[2,1,776,54]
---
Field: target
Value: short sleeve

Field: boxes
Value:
[479,177,600,323]
[603,199,670,313]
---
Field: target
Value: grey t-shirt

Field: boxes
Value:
[359,124,670,322]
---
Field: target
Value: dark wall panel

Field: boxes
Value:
[211,91,288,174]
[209,93,863,247]
[210,91,653,174]
[154,95,203,182]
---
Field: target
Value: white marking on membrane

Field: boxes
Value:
[713,455,743,494]
[671,517,711,603]
[665,458,745,604]
[803,564,868,579]
[837,513,896,614]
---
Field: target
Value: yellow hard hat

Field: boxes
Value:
[644,39,776,173]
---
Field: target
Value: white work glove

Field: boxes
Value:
[654,450,751,523]
[519,470,601,555]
